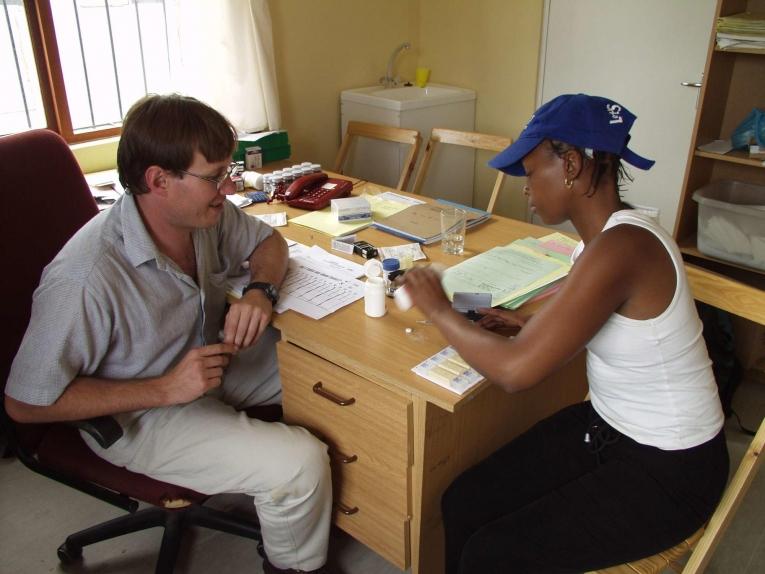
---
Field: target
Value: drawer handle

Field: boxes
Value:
[336,502,359,515]
[332,450,358,464]
[312,382,355,406]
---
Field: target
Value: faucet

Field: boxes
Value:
[380,42,411,88]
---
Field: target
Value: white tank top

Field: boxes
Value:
[573,210,724,450]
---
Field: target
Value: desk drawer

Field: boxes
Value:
[331,456,410,569]
[278,342,411,568]
[278,342,410,470]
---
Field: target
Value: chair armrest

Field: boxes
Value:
[68,416,123,449]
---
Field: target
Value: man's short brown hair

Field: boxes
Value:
[117,94,236,195]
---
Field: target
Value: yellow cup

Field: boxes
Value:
[415,67,431,88]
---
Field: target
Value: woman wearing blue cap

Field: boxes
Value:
[402,94,728,573]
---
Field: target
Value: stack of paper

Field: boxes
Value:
[441,232,579,309]
[373,200,490,244]
[290,192,415,237]
[717,12,765,51]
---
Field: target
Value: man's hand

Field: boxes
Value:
[162,343,237,404]
[223,290,272,349]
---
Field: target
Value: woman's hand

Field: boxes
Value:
[477,307,527,334]
[401,266,452,320]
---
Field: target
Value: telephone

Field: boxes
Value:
[276,172,353,210]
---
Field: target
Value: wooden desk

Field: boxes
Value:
[243,182,588,574]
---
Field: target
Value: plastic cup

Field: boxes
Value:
[441,207,467,255]
[415,67,431,88]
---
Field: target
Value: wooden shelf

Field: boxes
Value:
[679,243,765,279]
[714,46,765,55]
[695,148,765,167]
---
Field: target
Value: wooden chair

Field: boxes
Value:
[590,415,765,574]
[411,127,512,212]
[334,120,421,191]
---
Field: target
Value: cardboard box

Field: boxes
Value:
[692,180,765,271]
[234,131,290,165]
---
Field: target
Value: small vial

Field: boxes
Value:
[262,174,272,196]
[382,258,401,297]
[311,163,322,173]
[272,174,284,197]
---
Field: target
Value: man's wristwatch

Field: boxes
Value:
[242,281,279,305]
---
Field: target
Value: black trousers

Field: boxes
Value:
[442,401,729,574]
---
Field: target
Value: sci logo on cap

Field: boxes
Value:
[606,103,623,125]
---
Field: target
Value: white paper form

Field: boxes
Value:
[275,257,364,320]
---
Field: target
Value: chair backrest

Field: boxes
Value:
[592,415,765,574]
[411,127,512,213]
[0,129,98,402]
[333,120,421,191]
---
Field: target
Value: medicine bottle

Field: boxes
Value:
[272,175,284,197]
[382,258,401,297]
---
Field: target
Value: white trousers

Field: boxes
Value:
[83,385,332,571]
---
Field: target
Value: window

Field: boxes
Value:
[2,1,279,143]
[1,0,174,143]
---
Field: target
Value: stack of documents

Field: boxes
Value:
[717,12,765,51]
[290,192,418,237]
[373,200,491,244]
[442,232,578,310]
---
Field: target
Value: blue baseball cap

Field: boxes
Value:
[489,93,655,176]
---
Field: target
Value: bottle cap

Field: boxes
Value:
[382,258,400,272]
[363,259,383,278]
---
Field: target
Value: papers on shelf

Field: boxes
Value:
[697,139,734,155]
[412,346,484,395]
[373,200,490,244]
[442,232,578,309]
[717,12,765,50]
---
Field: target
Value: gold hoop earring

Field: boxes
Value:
[564,177,574,189]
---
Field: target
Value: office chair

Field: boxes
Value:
[410,127,512,212]
[334,120,421,190]
[0,129,272,573]
[589,415,765,574]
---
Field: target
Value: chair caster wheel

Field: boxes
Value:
[257,541,265,558]
[57,542,83,564]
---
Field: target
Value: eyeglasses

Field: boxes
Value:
[177,162,238,191]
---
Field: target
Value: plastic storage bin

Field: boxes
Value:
[692,180,765,271]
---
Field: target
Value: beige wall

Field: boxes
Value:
[269,0,543,219]
[268,0,419,170]
[418,0,543,217]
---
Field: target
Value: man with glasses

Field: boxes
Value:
[5,94,333,574]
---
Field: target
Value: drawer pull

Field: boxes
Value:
[336,502,359,515]
[333,451,358,464]
[312,382,355,406]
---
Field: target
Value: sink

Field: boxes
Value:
[341,83,475,111]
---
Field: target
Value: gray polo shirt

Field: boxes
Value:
[7,193,278,412]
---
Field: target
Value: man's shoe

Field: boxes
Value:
[262,557,331,574]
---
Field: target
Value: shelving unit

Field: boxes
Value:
[675,0,765,325]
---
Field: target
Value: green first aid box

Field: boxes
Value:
[233,130,290,165]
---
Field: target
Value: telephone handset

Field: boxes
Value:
[277,172,353,210]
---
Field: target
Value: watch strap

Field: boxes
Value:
[242,281,278,305]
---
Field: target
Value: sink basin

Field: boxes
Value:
[341,84,475,111]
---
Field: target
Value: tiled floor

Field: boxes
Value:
[1,376,763,574]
